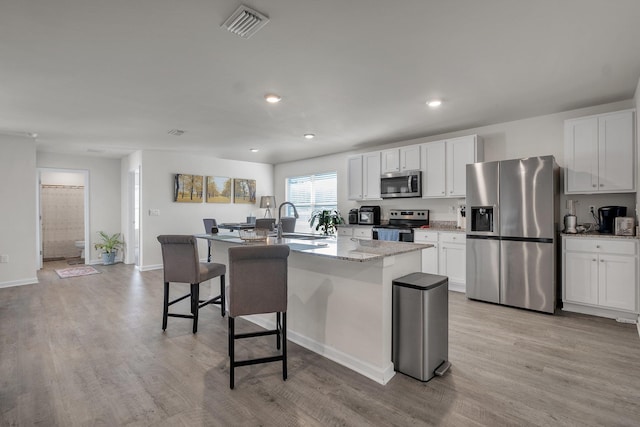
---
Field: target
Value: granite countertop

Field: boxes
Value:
[195,233,432,262]
[561,232,639,240]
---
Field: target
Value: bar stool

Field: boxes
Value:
[227,245,290,389]
[157,235,226,333]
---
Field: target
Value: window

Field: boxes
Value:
[285,171,338,232]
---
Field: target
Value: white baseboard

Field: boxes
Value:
[562,302,638,322]
[244,315,396,385]
[449,282,465,293]
[138,264,163,272]
[0,277,39,289]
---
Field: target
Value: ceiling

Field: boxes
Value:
[2,0,640,164]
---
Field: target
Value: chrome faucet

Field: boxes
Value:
[277,202,299,239]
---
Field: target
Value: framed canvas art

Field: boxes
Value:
[233,178,256,204]
[206,176,232,203]
[174,174,204,203]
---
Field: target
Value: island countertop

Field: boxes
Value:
[195,233,432,262]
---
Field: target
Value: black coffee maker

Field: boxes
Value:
[348,208,359,225]
[598,206,627,234]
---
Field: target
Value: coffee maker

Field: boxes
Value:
[598,206,627,234]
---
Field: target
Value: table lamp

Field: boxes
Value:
[260,196,276,218]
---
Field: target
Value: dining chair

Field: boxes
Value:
[254,218,276,231]
[227,244,290,389]
[157,235,226,333]
[203,218,217,262]
[279,217,296,233]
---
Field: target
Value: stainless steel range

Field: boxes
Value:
[373,209,429,242]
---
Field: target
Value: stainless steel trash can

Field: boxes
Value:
[392,272,449,381]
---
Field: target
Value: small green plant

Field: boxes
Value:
[309,209,345,236]
[94,231,124,254]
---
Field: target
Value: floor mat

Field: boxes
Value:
[55,266,100,279]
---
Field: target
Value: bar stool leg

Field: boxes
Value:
[191,283,199,334]
[229,316,235,389]
[162,282,169,330]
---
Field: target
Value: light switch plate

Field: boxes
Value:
[149,209,160,216]
[0,255,9,263]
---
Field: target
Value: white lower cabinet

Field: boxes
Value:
[337,227,354,237]
[338,226,372,239]
[563,236,638,320]
[353,227,372,240]
[414,230,466,292]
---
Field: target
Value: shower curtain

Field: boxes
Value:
[41,185,84,259]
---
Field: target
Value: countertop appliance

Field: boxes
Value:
[373,209,429,242]
[564,199,577,234]
[598,206,627,234]
[348,208,359,224]
[380,170,422,198]
[358,205,381,225]
[466,156,559,314]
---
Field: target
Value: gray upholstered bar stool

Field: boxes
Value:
[227,245,290,389]
[157,235,226,333]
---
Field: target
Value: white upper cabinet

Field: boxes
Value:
[362,151,381,199]
[381,149,400,173]
[564,109,635,194]
[422,141,447,197]
[381,145,421,173]
[347,155,363,200]
[400,145,421,171]
[348,152,381,200]
[422,135,483,198]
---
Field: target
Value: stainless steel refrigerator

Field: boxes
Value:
[465,156,559,313]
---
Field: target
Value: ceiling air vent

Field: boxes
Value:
[167,129,185,136]
[222,5,269,39]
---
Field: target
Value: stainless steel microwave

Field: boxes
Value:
[380,170,422,198]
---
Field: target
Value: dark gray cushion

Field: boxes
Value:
[157,235,225,284]
[228,245,290,317]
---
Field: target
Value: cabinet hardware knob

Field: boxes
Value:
[592,184,596,187]
[593,259,596,262]
[600,259,604,262]
[442,191,445,194]
[596,245,600,248]
[599,184,604,187]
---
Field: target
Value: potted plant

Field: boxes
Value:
[309,209,345,236]
[94,231,124,265]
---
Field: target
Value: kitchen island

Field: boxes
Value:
[197,233,431,384]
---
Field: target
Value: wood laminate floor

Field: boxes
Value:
[1,261,639,426]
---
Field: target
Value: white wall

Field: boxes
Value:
[138,151,274,270]
[37,152,121,263]
[41,171,85,186]
[0,134,38,287]
[275,99,635,225]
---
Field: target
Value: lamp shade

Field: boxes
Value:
[260,196,275,208]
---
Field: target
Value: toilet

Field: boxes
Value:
[74,240,85,259]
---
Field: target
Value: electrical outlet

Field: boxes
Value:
[589,205,596,214]
[149,209,160,216]
[0,255,8,263]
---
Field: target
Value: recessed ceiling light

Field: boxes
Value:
[249,148,259,152]
[264,94,282,103]
[167,129,186,136]
[29,132,38,138]
[304,133,315,140]
[427,99,442,108]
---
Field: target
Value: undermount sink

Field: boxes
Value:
[280,233,329,240]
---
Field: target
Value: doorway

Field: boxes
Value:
[128,166,140,266]
[37,168,89,268]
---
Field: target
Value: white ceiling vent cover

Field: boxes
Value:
[222,5,269,39]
